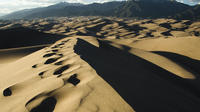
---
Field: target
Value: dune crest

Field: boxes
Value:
[1,17,200,112]
[0,36,134,112]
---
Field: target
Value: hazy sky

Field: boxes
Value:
[0,0,199,16]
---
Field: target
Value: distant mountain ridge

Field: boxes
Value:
[174,4,200,20]
[116,0,190,18]
[135,0,176,2]
[1,2,83,19]
[25,2,123,19]
[1,0,200,20]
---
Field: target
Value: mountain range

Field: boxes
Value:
[174,4,200,20]
[1,0,200,20]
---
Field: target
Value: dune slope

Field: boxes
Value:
[74,37,200,112]
[0,35,200,112]
[0,45,46,66]
[0,17,200,112]
[0,36,134,112]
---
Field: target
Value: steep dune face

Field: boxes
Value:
[131,37,200,60]
[0,27,64,49]
[0,36,200,112]
[74,37,200,112]
[0,45,46,66]
[0,17,200,112]
[0,36,134,112]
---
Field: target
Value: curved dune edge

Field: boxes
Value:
[0,36,134,112]
[0,45,47,65]
[130,37,200,60]
[1,35,200,112]
[108,41,195,79]
[0,17,200,112]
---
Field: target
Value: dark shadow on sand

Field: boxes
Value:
[30,97,57,112]
[74,38,200,112]
[153,51,200,77]
[0,27,65,49]
[115,21,147,37]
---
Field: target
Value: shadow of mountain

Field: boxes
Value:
[0,27,65,49]
[74,38,200,112]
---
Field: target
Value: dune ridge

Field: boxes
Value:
[0,36,134,112]
[0,45,46,67]
[0,17,200,112]
[0,36,200,111]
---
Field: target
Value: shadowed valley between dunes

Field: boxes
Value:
[0,17,200,112]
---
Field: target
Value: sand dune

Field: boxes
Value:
[74,37,200,111]
[131,37,200,60]
[0,27,64,49]
[0,36,134,112]
[0,45,46,67]
[0,17,200,112]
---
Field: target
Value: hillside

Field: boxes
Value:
[174,4,200,20]
[23,2,122,19]
[0,2,83,20]
[0,0,197,20]
[116,0,190,18]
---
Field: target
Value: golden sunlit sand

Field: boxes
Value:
[0,17,200,112]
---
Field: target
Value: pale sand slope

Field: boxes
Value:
[0,36,200,112]
[0,45,46,67]
[74,36,200,112]
[130,37,200,60]
[0,36,134,112]
[0,17,200,111]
